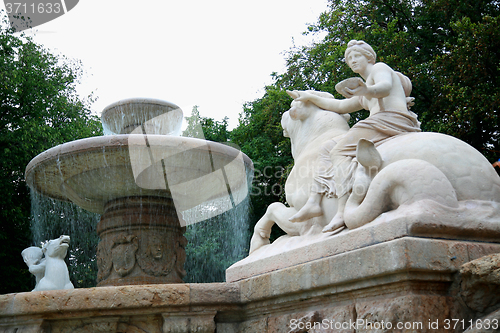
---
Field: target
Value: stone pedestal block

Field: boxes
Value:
[97,197,187,286]
[230,236,500,333]
[2,236,499,332]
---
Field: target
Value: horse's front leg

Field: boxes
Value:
[250,202,301,254]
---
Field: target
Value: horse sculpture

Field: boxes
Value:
[35,235,74,291]
[249,99,500,254]
[250,95,349,253]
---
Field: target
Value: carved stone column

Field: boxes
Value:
[96,196,186,286]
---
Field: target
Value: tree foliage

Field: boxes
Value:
[0,13,102,294]
[275,0,500,158]
[183,105,230,142]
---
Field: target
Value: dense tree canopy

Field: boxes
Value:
[277,0,500,158]
[232,0,500,233]
[0,14,102,294]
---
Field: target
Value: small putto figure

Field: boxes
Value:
[22,235,74,291]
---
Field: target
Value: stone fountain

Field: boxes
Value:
[3,41,500,332]
[2,95,500,333]
[24,98,252,287]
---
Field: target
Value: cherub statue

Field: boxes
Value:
[288,40,420,233]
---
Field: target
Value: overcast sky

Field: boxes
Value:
[3,0,328,129]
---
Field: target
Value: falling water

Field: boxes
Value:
[180,121,254,282]
[30,190,100,288]
[27,98,253,287]
[29,167,253,286]
[183,192,252,283]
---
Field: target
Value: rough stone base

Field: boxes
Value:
[226,213,500,282]
[1,237,499,333]
[226,237,500,333]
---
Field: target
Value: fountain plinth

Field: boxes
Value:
[96,196,186,286]
[25,98,252,286]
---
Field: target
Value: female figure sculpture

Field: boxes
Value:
[249,40,500,255]
[288,40,420,233]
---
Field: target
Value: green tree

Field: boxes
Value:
[427,15,500,155]
[183,105,230,142]
[276,0,500,158]
[0,13,102,294]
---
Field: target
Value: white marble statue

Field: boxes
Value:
[288,40,420,232]
[249,40,500,254]
[249,95,351,252]
[22,235,74,291]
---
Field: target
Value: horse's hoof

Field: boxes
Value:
[249,234,270,255]
[323,225,346,235]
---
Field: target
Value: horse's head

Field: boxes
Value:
[42,235,70,259]
[286,91,317,121]
[281,93,350,159]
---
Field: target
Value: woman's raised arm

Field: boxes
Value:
[287,90,362,114]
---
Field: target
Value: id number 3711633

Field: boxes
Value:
[5,2,62,14]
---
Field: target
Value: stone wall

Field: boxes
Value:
[1,236,499,333]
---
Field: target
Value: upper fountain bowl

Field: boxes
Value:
[101,98,183,135]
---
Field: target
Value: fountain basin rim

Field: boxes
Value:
[26,134,253,177]
[25,135,253,213]
[101,98,183,135]
[101,97,180,113]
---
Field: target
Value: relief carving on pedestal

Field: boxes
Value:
[97,233,139,282]
[96,236,112,282]
[98,228,187,282]
[137,232,174,276]
[111,234,139,277]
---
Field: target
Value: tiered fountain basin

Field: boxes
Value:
[25,98,252,286]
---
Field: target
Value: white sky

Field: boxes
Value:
[2,0,328,129]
